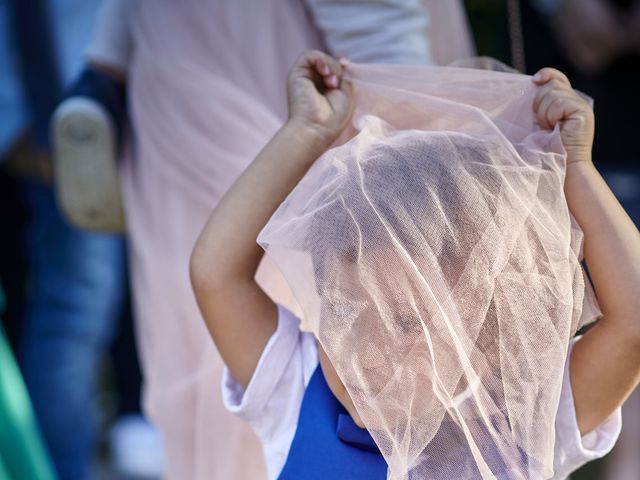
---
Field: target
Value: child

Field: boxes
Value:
[190,50,640,478]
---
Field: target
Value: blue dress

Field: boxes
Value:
[278,365,388,479]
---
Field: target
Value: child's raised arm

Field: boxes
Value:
[533,68,640,435]
[190,51,353,389]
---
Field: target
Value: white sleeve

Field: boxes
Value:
[221,305,318,479]
[303,0,432,64]
[552,338,622,479]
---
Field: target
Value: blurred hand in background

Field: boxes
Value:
[551,0,629,74]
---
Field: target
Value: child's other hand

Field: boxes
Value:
[287,50,354,147]
[532,68,594,165]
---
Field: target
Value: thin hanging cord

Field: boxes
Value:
[507,0,527,73]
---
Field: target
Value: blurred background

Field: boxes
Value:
[0,0,638,479]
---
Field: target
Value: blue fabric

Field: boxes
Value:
[67,67,127,142]
[278,366,388,480]
[0,0,100,158]
[20,182,126,480]
[0,0,28,157]
[10,0,62,148]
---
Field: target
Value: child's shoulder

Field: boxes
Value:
[223,304,318,418]
[222,304,318,478]
[552,336,622,478]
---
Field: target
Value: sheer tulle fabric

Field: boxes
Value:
[258,64,601,480]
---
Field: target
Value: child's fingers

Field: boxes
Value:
[292,50,343,85]
[537,90,580,130]
[531,67,571,87]
[537,96,566,130]
[316,59,331,77]
[545,98,575,130]
[532,79,571,113]
[329,78,354,103]
[536,94,554,130]
[314,56,345,90]
[294,50,345,90]
[322,71,339,89]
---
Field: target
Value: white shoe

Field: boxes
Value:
[52,97,126,233]
[109,414,165,479]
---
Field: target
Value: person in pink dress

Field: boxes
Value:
[53,1,474,478]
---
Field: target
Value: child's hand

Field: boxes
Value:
[532,68,595,165]
[287,50,354,147]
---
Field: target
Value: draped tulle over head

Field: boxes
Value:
[258,64,601,479]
